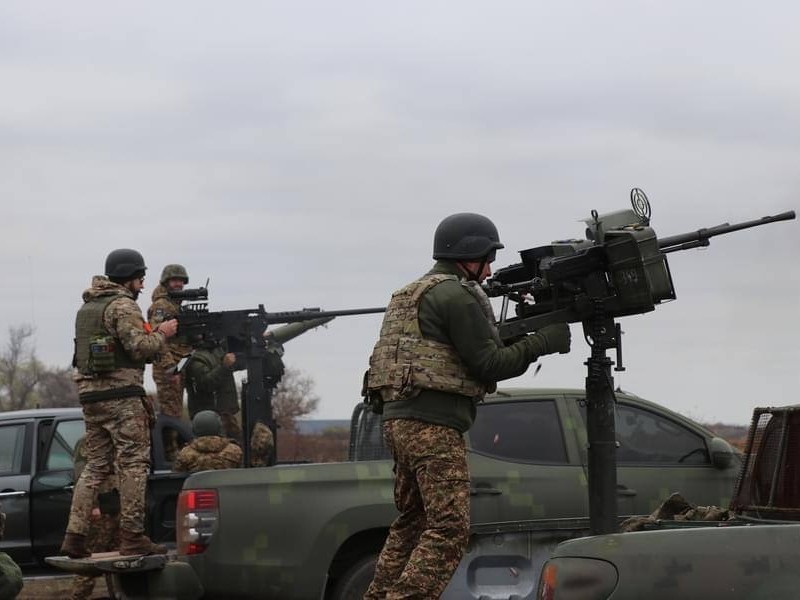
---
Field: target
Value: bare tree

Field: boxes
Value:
[0,325,41,411]
[37,366,80,408]
[271,367,320,431]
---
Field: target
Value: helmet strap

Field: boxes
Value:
[456,259,487,282]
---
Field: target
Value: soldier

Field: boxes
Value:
[62,248,178,558]
[183,337,243,442]
[249,421,275,467]
[69,436,120,600]
[363,213,572,599]
[173,411,243,472]
[147,264,193,458]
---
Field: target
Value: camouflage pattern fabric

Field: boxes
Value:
[0,552,22,599]
[68,276,167,540]
[364,419,470,600]
[152,364,184,418]
[0,504,22,600]
[619,492,731,532]
[148,284,191,417]
[70,436,122,599]
[367,274,488,403]
[249,422,275,467]
[73,277,168,397]
[67,397,151,535]
[173,436,243,472]
[220,411,242,442]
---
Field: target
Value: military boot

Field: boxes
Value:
[119,530,167,556]
[60,532,91,559]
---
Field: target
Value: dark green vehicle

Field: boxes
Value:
[0,408,191,568]
[536,404,800,600]
[160,387,738,600]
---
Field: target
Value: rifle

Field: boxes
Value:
[169,285,385,466]
[483,189,795,536]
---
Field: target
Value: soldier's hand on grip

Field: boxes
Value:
[157,318,178,338]
[535,323,571,355]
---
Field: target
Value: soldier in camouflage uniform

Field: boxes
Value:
[173,411,242,472]
[69,436,120,600]
[183,339,243,442]
[62,248,178,559]
[147,264,192,460]
[249,421,275,467]
[363,214,572,599]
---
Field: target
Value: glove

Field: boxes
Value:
[527,323,571,356]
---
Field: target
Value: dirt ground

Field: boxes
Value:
[19,574,112,599]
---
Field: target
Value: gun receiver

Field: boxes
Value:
[169,284,385,466]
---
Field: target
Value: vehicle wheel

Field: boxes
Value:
[330,554,377,600]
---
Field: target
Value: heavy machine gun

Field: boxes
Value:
[484,189,795,535]
[169,285,385,466]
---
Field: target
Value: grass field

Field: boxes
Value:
[20,574,112,599]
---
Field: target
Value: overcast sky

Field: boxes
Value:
[1,2,798,425]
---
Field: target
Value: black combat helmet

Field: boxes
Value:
[192,410,222,437]
[160,264,189,285]
[433,213,504,260]
[105,249,147,281]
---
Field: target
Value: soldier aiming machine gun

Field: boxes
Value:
[169,285,385,466]
[483,188,795,535]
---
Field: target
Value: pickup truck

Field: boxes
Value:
[536,404,800,600]
[155,387,739,600]
[0,406,192,568]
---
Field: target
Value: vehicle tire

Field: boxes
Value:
[330,554,377,600]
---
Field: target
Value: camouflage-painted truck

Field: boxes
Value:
[537,404,800,600]
[136,387,738,600]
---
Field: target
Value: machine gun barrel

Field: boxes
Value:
[264,306,385,323]
[658,210,796,254]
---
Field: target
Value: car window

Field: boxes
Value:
[471,400,568,463]
[45,420,85,471]
[578,402,709,465]
[0,424,27,475]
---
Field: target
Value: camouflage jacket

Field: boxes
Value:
[73,276,167,397]
[147,284,192,370]
[380,261,549,433]
[173,436,243,473]
[250,422,275,467]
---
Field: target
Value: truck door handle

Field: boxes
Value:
[470,484,502,496]
[616,484,637,497]
[0,490,27,499]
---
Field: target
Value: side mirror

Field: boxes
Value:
[709,437,735,469]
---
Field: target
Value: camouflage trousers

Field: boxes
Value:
[364,419,470,600]
[152,364,184,418]
[67,397,151,535]
[70,513,120,600]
